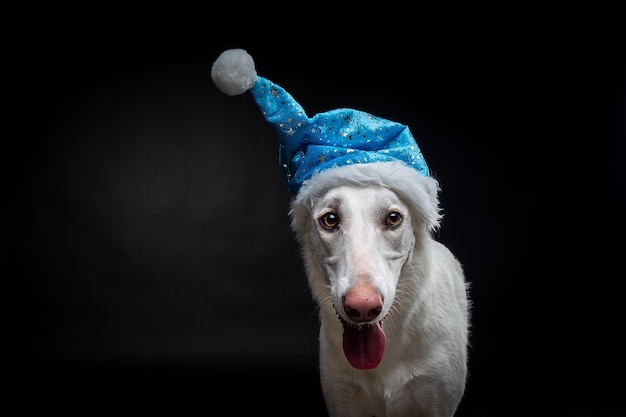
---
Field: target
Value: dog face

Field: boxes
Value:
[306,185,416,368]
[289,162,441,370]
[309,185,415,322]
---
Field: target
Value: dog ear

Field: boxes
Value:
[405,174,442,233]
[288,197,311,240]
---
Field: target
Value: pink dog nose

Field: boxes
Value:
[343,283,383,322]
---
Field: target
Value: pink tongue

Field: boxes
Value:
[342,323,386,369]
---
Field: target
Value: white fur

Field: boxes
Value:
[289,161,469,417]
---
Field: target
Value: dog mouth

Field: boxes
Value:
[340,317,386,370]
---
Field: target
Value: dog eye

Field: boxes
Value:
[386,211,403,227]
[319,212,340,229]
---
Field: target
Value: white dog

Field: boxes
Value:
[289,161,469,417]
[211,48,470,417]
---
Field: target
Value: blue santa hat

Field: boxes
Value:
[211,48,430,195]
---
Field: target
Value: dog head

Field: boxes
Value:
[289,161,441,369]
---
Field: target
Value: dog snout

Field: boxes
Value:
[342,283,383,323]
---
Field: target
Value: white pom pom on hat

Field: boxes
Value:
[211,48,257,96]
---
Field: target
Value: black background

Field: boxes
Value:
[7,10,625,416]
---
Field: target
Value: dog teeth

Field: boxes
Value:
[336,313,387,330]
